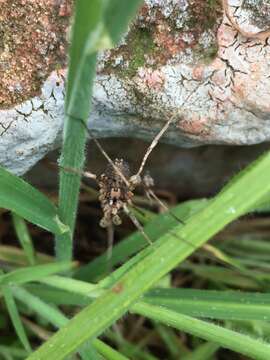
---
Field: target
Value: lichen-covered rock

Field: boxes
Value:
[1,0,270,175]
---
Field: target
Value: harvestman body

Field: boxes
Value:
[74,114,176,245]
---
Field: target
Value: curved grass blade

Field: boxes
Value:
[30,276,270,323]
[12,213,36,265]
[0,262,76,287]
[2,286,31,353]
[0,345,28,359]
[0,245,52,266]
[181,342,219,360]
[132,302,270,360]
[0,166,68,236]
[144,288,270,321]
[103,0,143,44]
[12,286,128,360]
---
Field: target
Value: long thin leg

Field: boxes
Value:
[78,119,130,187]
[145,189,232,265]
[123,204,152,245]
[134,80,205,178]
[106,223,115,275]
[134,116,176,178]
[146,188,185,225]
[59,164,97,180]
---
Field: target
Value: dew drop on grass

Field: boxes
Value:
[226,207,236,214]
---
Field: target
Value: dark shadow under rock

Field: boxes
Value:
[25,140,270,200]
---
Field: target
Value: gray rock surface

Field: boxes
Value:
[1,0,270,175]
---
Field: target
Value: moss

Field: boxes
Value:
[102,0,222,77]
[186,0,222,32]
[122,27,156,77]
[205,0,222,29]
[199,43,218,63]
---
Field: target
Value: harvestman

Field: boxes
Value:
[62,82,212,257]
[71,114,177,246]
[76,115,216,264]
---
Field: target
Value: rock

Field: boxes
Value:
[1,0,270,175]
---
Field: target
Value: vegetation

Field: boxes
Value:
[1,1,270,359]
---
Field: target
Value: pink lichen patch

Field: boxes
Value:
[211,57,226,71]
[211,70,227,87]
[232,74,270,114]
[0,0,71,109]
[217,22,237,48]
[192,64,205,81]
[137,67,165,90]
[153,23,189,58]
[177,115,209,137]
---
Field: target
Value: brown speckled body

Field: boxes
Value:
[98,159,134,227]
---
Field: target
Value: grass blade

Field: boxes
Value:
[0,245,52,266]
[0,345,28,359]
[75,199,208,281]
[56,0,102,261]
[132,302,270,360]
[103,0,143,44]
[2,286,31,353]
[12,213,36,265]
[31,276,270,322]
[144,288,270,321]
[12,286,128,360]
[0,262,75,287]
[181,342,219,360]
[0,166,68,235]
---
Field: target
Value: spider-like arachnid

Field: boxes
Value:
[69,115,175,245]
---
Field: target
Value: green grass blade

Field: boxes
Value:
[12,286,128,360]
[56,115,90,261]
[56,1,101,261]
[28,151,270,359]
[0,262,75,287]
[2,286,31,353]
[155,323,183,358]
[38,275,103,298]
[12,213,36,265]
[181,342,219,360]
[144,288,270,321]
[0,345,28,359]
[65,0,103,118]
[25,284,90,306]
[75,199,208,281]
[93,340,129,360]
[12,286,93,359]
[0,166,68,235]
[30,276,270,322]
[179,263,264,290]
[0,245,52,266]
[13,286,67,328]
[103,0,143,44]
[106,328,158,360]
[132,302,270,360]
